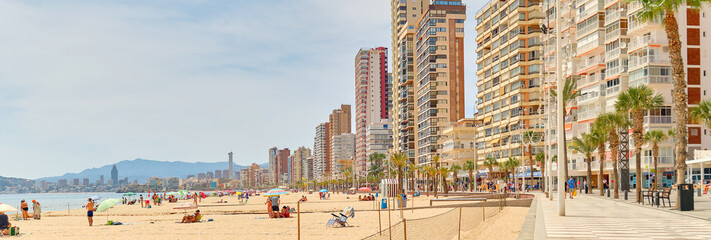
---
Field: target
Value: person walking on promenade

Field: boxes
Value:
[567,177,576,199]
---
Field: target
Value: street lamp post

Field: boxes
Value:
[555,0,566,216]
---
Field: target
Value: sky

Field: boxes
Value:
[0,0,486,179]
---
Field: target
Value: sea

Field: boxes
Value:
[0,192,147,213]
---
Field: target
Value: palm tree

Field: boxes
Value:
[439,167,452,194]
[594,112,629,198]
[691,99,711,129]
[571,133,597,194]
[615,85,664,202]
[341,166,353,189]
[463,160,478,192]
[550,77,580,180]
[587,127,608,196]
[628,0,711,203]
[368,153,386,176]
[423,166,433,197]
[523,130,541,189]
[534,152,545,191]
[390,152,408,195]
[427,166,439,197]
[483,157,499,181]
[644,130,669,190]
[407,162,416,192]
[503,157,521,191]
[450,164,461,191]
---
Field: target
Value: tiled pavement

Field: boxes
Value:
[538,193,711,239]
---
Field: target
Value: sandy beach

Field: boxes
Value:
[7,192,529,239]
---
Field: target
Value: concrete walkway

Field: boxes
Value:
[537,192,711,239]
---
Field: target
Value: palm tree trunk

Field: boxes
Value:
[598,147,605,196]
[541,163,546,192]
[611,131,620,199]
[664,11,688,210]
[586,155,592,194]
[633,110,644,203]
[433,174,438,198]
[442,174,449,194]
[653,144,659,190]
[469,170,474,192]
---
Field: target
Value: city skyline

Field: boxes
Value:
[0,0,483,180]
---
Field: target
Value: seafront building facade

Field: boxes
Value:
[474,0,544,168]
[439,118,477,168]
[291,147,312,183]
[414,0,467,165]
[313,122,330,180]
[355,47,392,177]
[391,0,426,165]
[472,0,711,187]
[365,120,394,171]
[332,133,356,179]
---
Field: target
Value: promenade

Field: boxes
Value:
[535,191,711,239]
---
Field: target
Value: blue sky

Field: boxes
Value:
[0,0,485,179]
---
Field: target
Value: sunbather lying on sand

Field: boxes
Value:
[181,210,201,223]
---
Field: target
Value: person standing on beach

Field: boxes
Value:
[20,200,29,220]
[269,195,280,218]
[140,195,144,208]
[193,193,198,206]
[86,198,96,226]
[265,198,273,218]
[32,200,41,220]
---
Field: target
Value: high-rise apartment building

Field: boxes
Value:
[391,0,426,165]
[215,170,223,179]
[355,47,392,177]
[414,0,466,165]
[475,0,544,166]
[111,164,118,185]
[268,147,278,184]
[313,122,330,179]
[332,133,356,178]
[276,148,291,184]
[228,152,234,180]
[291,147,312,182]
[329,105,351,177]
[536,0,711,188]
[366,120,394,171]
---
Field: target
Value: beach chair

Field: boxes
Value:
[327,207,354,227]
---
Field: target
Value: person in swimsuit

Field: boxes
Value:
[32,200,41,220]
[86,198,96,226]
[20,200,29,220]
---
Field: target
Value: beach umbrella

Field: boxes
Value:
[0,203,18,212]
[319,189,328,193]
[178,190,188,195]
[96,199,121,223]
[358,187,372,192]
[123,192,136,196]
[264,189,288,196]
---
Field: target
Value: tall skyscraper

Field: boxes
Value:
[355,47,392,176]
[332,133,356,178]
[313,122,330,179]
[391,0,426,166]
[99,175,105,185]
[277,148,291,184]
[328,105,351,177]
[292,147,312,182]
[475,0,543,166]
[228,152,234,180]
[268,147,278,184]
[111,164,118,185]
[414,0,466,165]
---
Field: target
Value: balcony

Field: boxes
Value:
[629,17,661,33]
[628,55,670,69]
[606,85,621,95]
[604,28,627,43]
[628,1,643,14]
[577,74,604,88]
[605,47,627,60]
[604,9,627,26]
[606,65,625,77]
[577,56,605,74]
[644,116,672,124]
[576,31,604,55]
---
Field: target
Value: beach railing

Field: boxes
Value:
[364,201,504,240]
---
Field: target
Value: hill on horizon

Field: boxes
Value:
[37,158,268,183]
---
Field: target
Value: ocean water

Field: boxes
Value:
[0,192,144,213]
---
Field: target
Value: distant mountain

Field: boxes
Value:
[37,158,268,183]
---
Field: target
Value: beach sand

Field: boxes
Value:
[9,192,528,239]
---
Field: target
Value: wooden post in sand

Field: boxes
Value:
[482,200,486,222]
[458,205,462,240]
[403,218,407,240]
[378,206,382,235]
[388,197,392,240]
[67,203,70,214]
[297,201,300,240]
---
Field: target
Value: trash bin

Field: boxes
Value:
[398,194,407,208]
[679,184,694,211]
[381,198,388,209]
